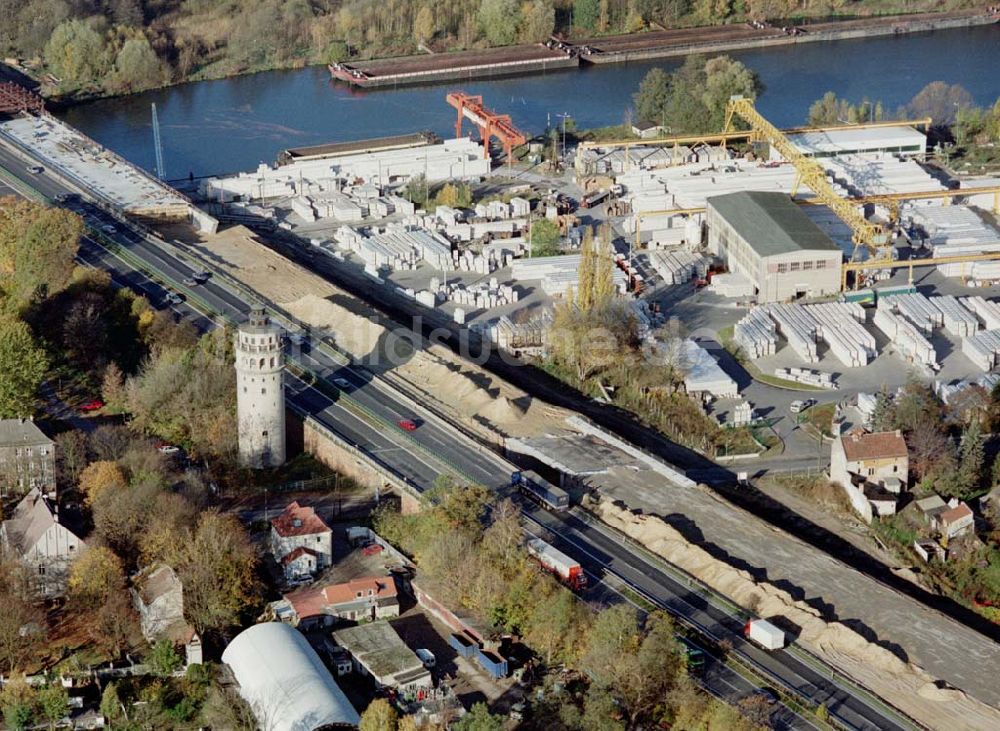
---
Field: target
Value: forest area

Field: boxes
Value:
[0,0,983,100]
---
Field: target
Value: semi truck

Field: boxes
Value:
[744,618,786,650]
[512,470,569,511]
[580,189,610,209]
[526,537,587,591]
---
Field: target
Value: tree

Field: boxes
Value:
[525,586,586,664]
[453,702,504,731]
[633,67,670,125]
[102,362,126,409]
[174,512,258,636]
[69,545,125,607]
[0,565,44,673]
[99,683,122,725]
[37,684,69,730]
[78,460,127,506]
[148,638,183,676]
[907,420,954,483]
[906,82,974,126]
[0,676,37,731]
[325,40,350,63]
[0,317,47,419]
[110,37,166,92]
[359,698,399,731]
[701,55,762,132]
[44,19,112,88]
[92,588,137,658]
[574,0,601,30]
[0,197,83,307]
[953,419,986,499]
[55,430,88,486]
[414,6,436,42]
[529,218,562,257]
[477,0,521,46]
[519,0,555,43]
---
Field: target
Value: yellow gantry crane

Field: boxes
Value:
[724,95,890,262]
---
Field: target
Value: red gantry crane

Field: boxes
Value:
[446,91,527,161]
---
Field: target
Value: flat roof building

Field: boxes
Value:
[332,621,432,693]
[222,622,359,731]
[707,191,842,303]
[774,125,927,159]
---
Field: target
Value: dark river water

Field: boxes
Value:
[57,25,1000,180]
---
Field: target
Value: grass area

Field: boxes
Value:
[802,402,836,438]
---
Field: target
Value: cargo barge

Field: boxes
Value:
[329,44,578,89]
[329,9,997,88]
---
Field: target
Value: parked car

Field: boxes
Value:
[415,649,436,669]
[790,398,816,414]
[286,575,314,589]
[156,443,181,455]
[79,399,104,412]
[398,419,418,432]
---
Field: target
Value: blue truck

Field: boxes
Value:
[511,470,569,512]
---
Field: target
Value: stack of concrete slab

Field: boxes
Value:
[774,367,836,389]
[931,295,980,337]
[510,197,531,217]
[768,304,820,363]
[387,195,415,216]
[891,292,943,335]
[962,329,1000,370]
[511,254,627,296]
[446,277,518,311]
[647,250,705,284]
[710,272,755,298]
[733,309,778,359]
[331,225,453,271]
[906,205,1000,277]
[470,219,525,238]
[806,302,876,368]
[962,296,1000,330]
[291,196,317,222]
[435,206,462,226]
[826,156,945,198]
[873,305,938,368]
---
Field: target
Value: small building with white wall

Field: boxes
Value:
[772,125,927,160]
[706,191,842,303]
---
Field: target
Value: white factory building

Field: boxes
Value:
[771,125,928,160]
[707,191,842,303]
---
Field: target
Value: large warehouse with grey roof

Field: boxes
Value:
[706,191,843,303]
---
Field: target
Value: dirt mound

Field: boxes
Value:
[282,293,386,358]
[591,497,1000,731]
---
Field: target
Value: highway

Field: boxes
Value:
[0,141,916,731]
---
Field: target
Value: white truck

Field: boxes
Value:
[744,618,785,650]
[526,538,587,591]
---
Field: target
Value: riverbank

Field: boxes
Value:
[329,8,998,90]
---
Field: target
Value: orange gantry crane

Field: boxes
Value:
[446,91,527,161]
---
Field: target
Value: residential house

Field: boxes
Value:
[0,419,55,497]
[132,565,202,665]
[830,428,909,522]
[915,494,948,524]
[273,576,400,629]
[0,488,84,597]
[270,501,333,581]
[936,501,975,540]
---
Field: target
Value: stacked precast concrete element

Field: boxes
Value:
[930,295,980,337]
[647,250,707,284]
[890,292,944,335]
[960,296,1000,370]
[804,302,875,368]
[733,308,778,359]
[767,304,820,362]
[873,303,938,369]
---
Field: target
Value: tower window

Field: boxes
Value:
[261,388,266,394]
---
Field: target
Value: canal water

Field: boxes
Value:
[58,25,1000,180]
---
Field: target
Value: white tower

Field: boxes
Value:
[235,308,286,468]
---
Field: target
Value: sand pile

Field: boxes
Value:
[592,498,1000,731]
[282,293,387,358]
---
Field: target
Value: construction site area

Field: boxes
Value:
[195,90,1000,418]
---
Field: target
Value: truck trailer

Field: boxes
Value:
[526,537,587,591]
[512,470,569,511]
[744,618,785,650]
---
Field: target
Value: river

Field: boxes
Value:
[57,24,1000,181]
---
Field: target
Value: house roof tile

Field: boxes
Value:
[841,429,908,462]
[938,503,973,527]
[284,576,398,620]
[271,501,330,538]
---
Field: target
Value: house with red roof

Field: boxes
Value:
[830,428,909,522]
[271,576,400,629]
[270,501,332,581]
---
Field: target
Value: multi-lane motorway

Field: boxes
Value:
[0,141,916,731]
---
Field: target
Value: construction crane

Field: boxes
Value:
[151,103,165,180]
[724,95,889,261]
[446,92,527,161]
[841,251,1000,290]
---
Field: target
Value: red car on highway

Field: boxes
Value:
[398,419,418,431]
[79,399,104,412]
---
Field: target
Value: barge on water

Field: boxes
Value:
[277,131,439,166]
[328,43,578,89]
